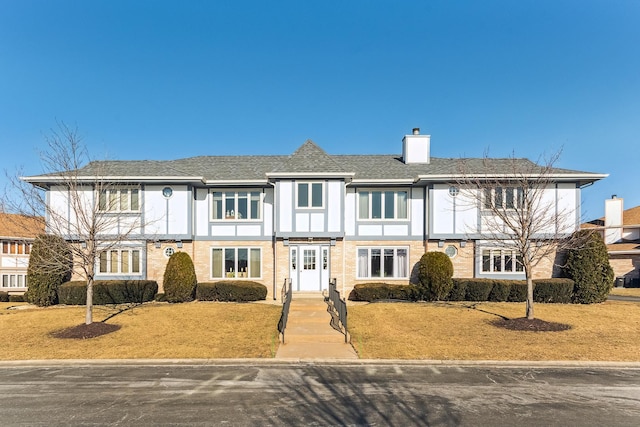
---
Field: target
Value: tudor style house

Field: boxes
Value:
[24,129,606,299]
[0,212,44,294]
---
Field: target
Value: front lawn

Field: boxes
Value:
[0,302,281,360]
[349,300,640,361]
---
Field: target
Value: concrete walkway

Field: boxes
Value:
[275,294,358,360]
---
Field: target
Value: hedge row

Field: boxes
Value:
[196,281,267,302]
[58,280,158,305]
[0,292,26,303]
[348,278,576,303]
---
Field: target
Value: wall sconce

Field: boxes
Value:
[460,240,467,248]
[438,240,445,248]
[154,241,161,249]
[176,241,183,249]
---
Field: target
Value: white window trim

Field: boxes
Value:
[480,247,524,274]
[210,247,263,280]
[357,189,409,221]
[98,186,141,213]
[1,240,31,255]
[296,182,324,209]
[482,187,524,211]
[356,246,410,279]
[98,248,143,275]
[1,273,28,288]
[210,190,263,222]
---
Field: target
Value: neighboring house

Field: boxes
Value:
[584,197,640,287]
[0,213,44,294]
[24,129,606,299]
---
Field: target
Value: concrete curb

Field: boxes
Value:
[2,358,640,369]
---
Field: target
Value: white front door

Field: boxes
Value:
[290,245,329,291]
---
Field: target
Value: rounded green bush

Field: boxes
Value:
[417,251,454,301]
[163,252,197,303]
[565,230,614,304]
[25,234,72,307]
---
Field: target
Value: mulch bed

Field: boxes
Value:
[50,322,121,339]
[491,317,571,332]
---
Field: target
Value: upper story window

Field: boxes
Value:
[98,187,140,212]
[1,241,31,255]
[211,191,261,221]
[98,248,141,274]
[358,190,408,220]
[483,187,524,210]
[297,182,323,208]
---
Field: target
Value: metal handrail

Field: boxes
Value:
[328,278,348,343]
[277,278,292,343]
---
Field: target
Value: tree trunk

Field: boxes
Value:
[526,276,534,320]
[85,277,93,325]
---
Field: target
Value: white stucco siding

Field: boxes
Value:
[455,190,478,235]
[296,213,310,232]
[384,225,409,236]
[327,181,342,232]
[359,224,383,236]
[237,225,262,236]
[144,185,168,236]
[431,185,454,234]
[310,213,324,232]
[537,186,558,235]
[279,181,293,233]
[166,185,189,235]
[344,189,356,236]
[211,225,236,236]
[1,256,29,268]
[410,187,424,237]
[556,184,578,234]
[194,188,209,237]
[48,185,70,233]
[118,215,142,236]
[263,188,274,236]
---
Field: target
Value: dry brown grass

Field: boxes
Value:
[609,287,640,297]
[349,301,640,361]
[0,302,281,360]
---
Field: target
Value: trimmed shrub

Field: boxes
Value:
[565,230,614,304]
[417,251,454,301]
[0,292,8,302]
[488,281,510,302]
[163,252,197,303]
[508,282,528,302]
[196,281,267,302]
[24,234,72,307]
[348,283,418,302]
[533,278,574,303]
[446,279,467,301]
[9,294,25,302]
[462,279,494,302]
[155,293,166,302]
[58,280,158,305]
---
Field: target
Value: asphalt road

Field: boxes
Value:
[1,361,639,426]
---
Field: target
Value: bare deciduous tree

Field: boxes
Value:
[455,150,584,320]
[6,122,147,324]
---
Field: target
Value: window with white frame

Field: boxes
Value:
[481,248,524,273]
[357,247,409,279]
[211,247,261,279]
[1,240,31,255]
[358,190,408,220]
[98,248,142,274]
[98,187,140,212]
[297,182,323,208]
[1,274,27,288]
[211,191,261,220]
[483,187,524,210]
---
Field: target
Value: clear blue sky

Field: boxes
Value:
[1,0,638,220]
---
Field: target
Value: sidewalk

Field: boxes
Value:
[275,294,358,359]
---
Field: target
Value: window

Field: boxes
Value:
[483,187,524,210]
[357,247,408,279]
[481,248,524,274]
[297,183,323,208]
[1,274,27,288]
[98,249,141,274]
[98,187,140,212]
[358,190,408,220]
[303,249,316,270]
[211,247,261,279]
[1,241,31,255]
[212,191,261,220]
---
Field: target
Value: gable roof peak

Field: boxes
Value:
[270,140,350,175]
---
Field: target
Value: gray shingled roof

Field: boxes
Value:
[25,141,604,185]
